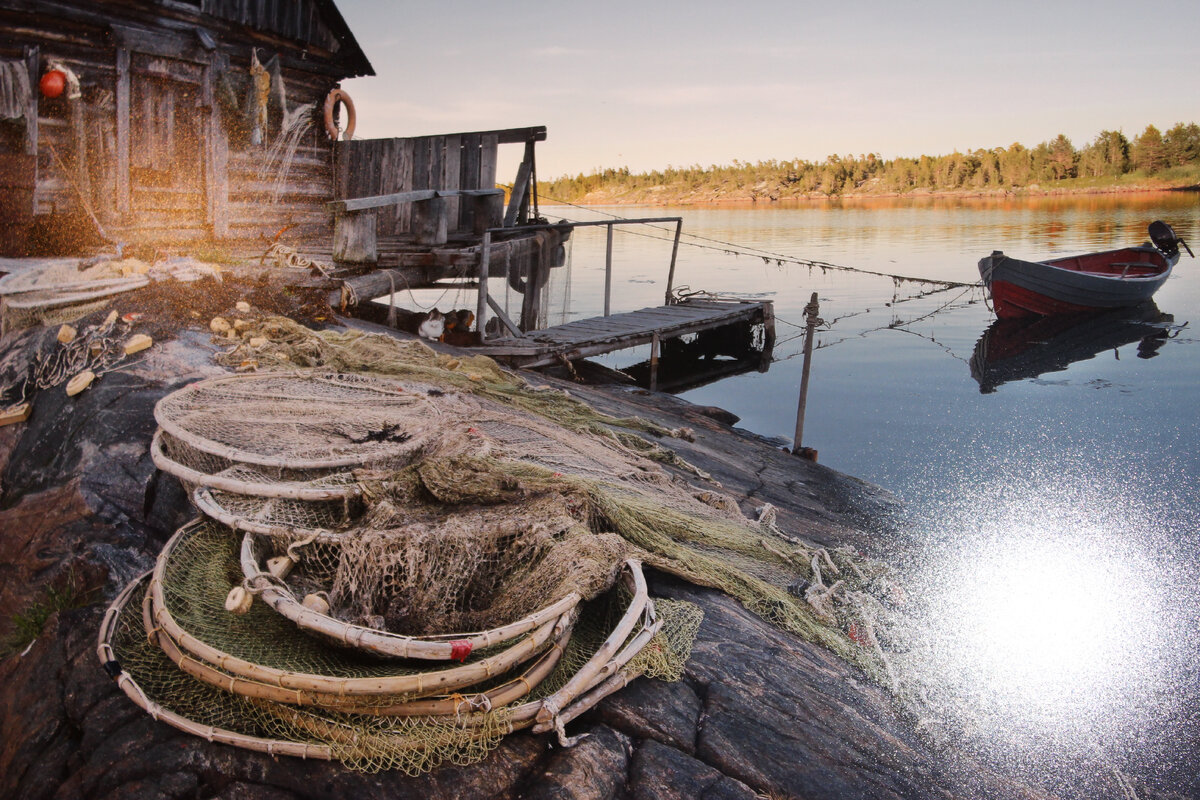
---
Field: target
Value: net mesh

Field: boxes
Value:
[205,318,891,667]
[155,372,447,468]
[157,521,530,686]
[155,430,363,500]
[107,569,699,774]
[103,314,904,772]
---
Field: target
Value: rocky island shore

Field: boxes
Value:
[0,280,1180,800]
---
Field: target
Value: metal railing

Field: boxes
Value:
[476,217,683,341]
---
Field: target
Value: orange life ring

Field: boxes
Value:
[323,88,356,141]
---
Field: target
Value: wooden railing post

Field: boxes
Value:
[665,219,682,304]
[604,223,614,317]
[477,230,491,341]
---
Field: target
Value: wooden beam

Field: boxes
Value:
[504,159,531,228]
[108,23,207,63]
[411,195,447,246]
[332,210,378,264]
[22,46,37,157]
[328,188,502,214]
[486,296,522,337]
[115,47,130,217]
[441,133,462,227]
[326,265,430,308]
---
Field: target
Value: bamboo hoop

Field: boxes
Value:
[335,612,576,717]
[100,566,666,766]
[153,372,442,470]
[536,668,643,740]
[531,604,661,734]
[194,487,351,543]
[151,430,363,501]
[239,531,583,660]
[144,579,576,714]
[147,521,558,699]
[97,572,334,761]
[534,558,649,725]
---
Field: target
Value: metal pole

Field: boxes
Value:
[792,292,820,455]
[477,231,491,342]
[604,223,613,317]
[665,219,682,304]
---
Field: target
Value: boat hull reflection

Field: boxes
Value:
[970,302,1175,393]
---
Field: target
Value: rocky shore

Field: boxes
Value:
[558,181,1199,207]
[0,304,1164,800]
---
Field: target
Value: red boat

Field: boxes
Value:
[978,221,1192,319]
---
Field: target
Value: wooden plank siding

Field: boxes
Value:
[334,128,543,239]
[0,0,371,251]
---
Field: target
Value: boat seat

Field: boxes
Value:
[1110,262,1156,277]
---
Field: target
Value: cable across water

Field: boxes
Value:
[531,193,981,290]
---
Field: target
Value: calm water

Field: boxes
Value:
[533,192,1200,796]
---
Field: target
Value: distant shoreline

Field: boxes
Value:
[550,181,1200,207]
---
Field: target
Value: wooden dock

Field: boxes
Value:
[480,298,774,368]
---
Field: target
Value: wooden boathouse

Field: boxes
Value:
[0,0,770,376]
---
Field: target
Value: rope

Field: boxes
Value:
[530,191,980,289]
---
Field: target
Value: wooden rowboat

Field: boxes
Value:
[978,221,1191,319]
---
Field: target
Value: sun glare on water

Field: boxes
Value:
[901,479,1187,760]
[940,533,1156,730]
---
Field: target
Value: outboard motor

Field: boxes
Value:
[1149,220,1194,258]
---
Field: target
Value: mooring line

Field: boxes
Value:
[531,192,980,289]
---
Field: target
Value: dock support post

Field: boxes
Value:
[792,293,820,457]
[477,231,491,341]
[604,223,614,317]
[649,332,660,393]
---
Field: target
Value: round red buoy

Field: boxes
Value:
[39,69,67,98]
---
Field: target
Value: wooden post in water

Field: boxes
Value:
[792,292,820,459]
[604,223,614,317]
[649,332,660,393]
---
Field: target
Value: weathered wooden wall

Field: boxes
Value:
[334,127,546,238]
[0,0,371,251]
[335,133,500,237]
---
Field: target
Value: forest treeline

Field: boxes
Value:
[538,123,1200,204]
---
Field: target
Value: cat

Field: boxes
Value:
[416,308,445,341]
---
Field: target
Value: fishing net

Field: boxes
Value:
[102,559,699,773]
[154,372,447,469]
[152,429,365,501]
[195,486,361,537]
[149,520,567,706]
[214,316,681,446]
[102,313,905,771]
[204,318,892,667]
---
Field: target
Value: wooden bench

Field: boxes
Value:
[327,188,505,264]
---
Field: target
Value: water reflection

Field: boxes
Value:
[621,321,772,393]
[969,303,1181,393]
[553,196,1200,796]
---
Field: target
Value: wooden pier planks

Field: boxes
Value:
[482,299,772,368]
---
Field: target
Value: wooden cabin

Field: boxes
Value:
[0,0,378,254]
[0,0,566,336]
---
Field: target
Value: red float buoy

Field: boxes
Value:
[39,69,66,98]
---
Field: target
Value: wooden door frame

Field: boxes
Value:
[111,24,227,235]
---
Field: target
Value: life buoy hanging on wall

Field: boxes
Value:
[323,88,356,141]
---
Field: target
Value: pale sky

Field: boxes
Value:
[337,0,1200,181]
